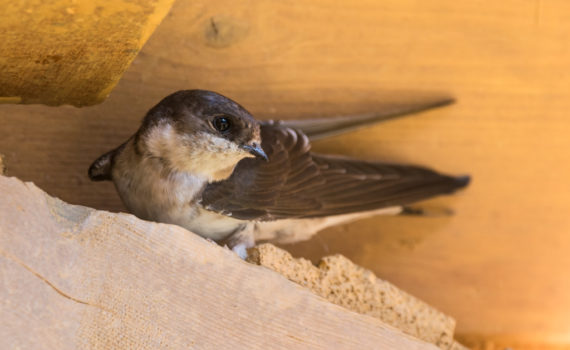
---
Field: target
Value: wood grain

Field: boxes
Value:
[1,0,569,347]
[0,0,175,106]
[0,175,437,350]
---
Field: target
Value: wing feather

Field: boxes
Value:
[201,124,468,221]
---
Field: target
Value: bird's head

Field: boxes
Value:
[136,90,267,181]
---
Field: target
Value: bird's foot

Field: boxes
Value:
[221,226,255,260]
[231,243,249,260]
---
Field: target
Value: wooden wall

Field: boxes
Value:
[1,0,570,348]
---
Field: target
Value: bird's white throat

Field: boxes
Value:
[144,122,252,182]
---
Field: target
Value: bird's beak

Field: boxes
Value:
[241,143,268,161]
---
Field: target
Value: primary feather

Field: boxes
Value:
[276,97,454,141]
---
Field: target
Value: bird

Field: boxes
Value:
[88,90,469,258]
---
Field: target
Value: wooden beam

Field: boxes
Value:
[0,0,175,106]
[0,174,438,349]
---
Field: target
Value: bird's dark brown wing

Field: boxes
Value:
[200,123,469,221]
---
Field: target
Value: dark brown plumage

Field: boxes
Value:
[202,122,469,221]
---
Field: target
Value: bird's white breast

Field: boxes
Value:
[112,142,246,241]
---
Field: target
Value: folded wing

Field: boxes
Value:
[201,124,469,221]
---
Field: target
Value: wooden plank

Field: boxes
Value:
[0,174,437,349]
[0,0,175,106]
[0,0,570,346]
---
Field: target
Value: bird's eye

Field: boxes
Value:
[213,116,231,133]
